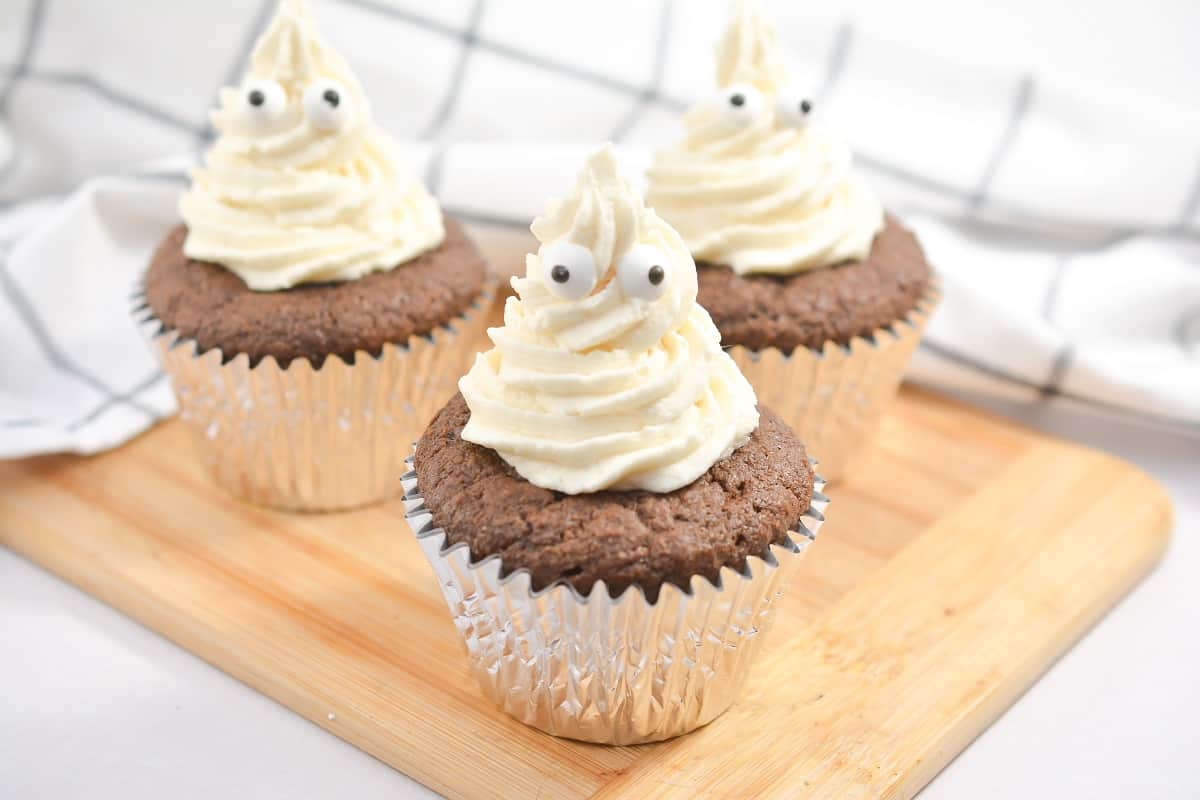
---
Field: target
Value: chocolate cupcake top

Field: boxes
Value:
[697,216,932,352]
[457,145,759,495]
[415,394,813,600]
[180,0,444,291]
[143,216,488,368]
[645,0,883,276]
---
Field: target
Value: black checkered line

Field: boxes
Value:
[194,0,282,149]
[1176,160,1200,232]
[921,337,1200,433]
[967,74,1035,217]
[609,0,675,142]
[0,0,44,111]
[0,165,189,213]
[813,21,852,103]
[4,367,167,434]
[1178,308,1200,353]
[920,249,1199,432]
[340,0,671,103]
[1037,254,1073,399]
[421,0,487,192]
[0,253,162,431]
[0,0,44,184]
[5,67,209,135]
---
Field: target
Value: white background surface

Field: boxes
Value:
[3,0,1199,797]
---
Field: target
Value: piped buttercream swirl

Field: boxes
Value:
[646,0,883,276]
[180,0,443,291]
[458,145,759,495]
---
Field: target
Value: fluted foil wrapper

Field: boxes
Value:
[133,285,496,512]
[402,453,829,745]
[729,287,940,483]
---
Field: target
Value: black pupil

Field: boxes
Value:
[647,265,665,286]
[248,89,265,107]
[550,264,570,283]
[800,99,813,114]
[730,93,745,107]
[323,88,340,107]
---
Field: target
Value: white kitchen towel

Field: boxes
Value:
[1,0,1198,459]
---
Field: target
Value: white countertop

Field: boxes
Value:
[2,394,1197,799]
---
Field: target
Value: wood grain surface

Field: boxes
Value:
[0,386,1172,799]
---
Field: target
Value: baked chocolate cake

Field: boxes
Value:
[145,216,488,367]
[414,394,813,600]
[697,216,932,353]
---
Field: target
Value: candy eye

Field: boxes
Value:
[541,241,597,300]
[303,79,351,131]
[718,83,765,128]
[240,79,287,127]
[617,245,670,301]
[775,92,815,129]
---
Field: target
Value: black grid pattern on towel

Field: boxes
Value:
[420,0,487,192]
[0,0,1196,439]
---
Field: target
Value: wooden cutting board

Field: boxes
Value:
[0,386,1171,799]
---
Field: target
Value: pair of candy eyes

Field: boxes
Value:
[239,78,351,132]
[542,242,670,302]
[720,83,813,129]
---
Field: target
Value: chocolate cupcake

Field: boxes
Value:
[405,146,828,744]
[646,0,938,481]
[135,0,493,511]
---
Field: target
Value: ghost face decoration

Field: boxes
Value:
[515,144,697,355]
[541,241,671,304]
[643,1,884,277]
[526,234,684,355]
[715,82,814,133]
[181,0,447,292]
[457,144,759,495]
[205,0,371,156]
[231,76,354,135]
[706,0,816,136]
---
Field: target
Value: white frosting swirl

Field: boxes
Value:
[458,145,759,495]
[180,0,443,291]
[715,0,787,93]
[645,0,883,276]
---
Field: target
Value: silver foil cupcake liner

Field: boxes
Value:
[132,283,496,512]
[401,451,829,745]
[729,286,940,482]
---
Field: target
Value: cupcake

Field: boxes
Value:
[645,0,937,481]
[135,0,493,511]
[405,145,828,744]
